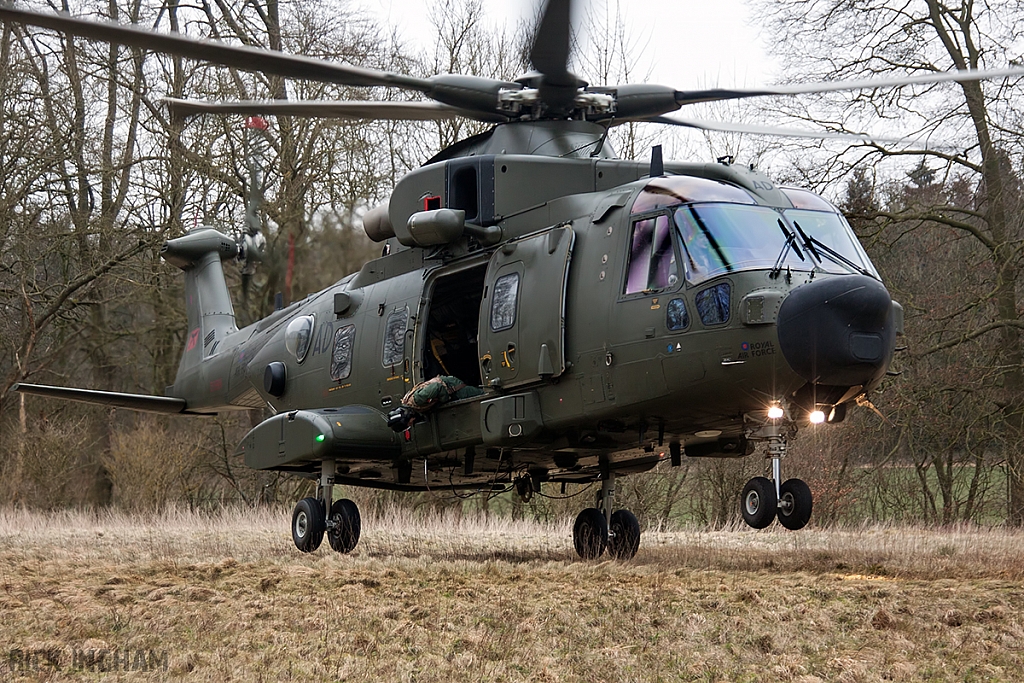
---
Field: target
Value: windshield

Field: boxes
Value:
[673,203,877,284]
[784,209,880,278]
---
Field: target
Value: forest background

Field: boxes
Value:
[1,0,1022,529]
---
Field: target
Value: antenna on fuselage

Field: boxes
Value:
[650,145,664,177]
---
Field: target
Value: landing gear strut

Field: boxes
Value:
[740,430,813,530]
[291,460,362,553]
[573,474,641,560]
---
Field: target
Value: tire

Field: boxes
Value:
[607,509,641,560]
[573,507,608,559]
[327,499,361,553]
[292,497,325,553]
[741,476,777,529]
[777,478,813,530]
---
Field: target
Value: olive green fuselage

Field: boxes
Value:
[168,142,894,491]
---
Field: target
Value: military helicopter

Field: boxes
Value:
[6,0,1022,559]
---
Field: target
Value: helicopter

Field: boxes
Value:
[6,0,1023,559]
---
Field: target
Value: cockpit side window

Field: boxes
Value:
[624,214,678,295]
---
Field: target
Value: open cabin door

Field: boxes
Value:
[479,224,574,390]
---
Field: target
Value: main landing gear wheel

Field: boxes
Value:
[292,497,325,553]
[327,498,361,553]
[607,509,641,560]
[741,477,777,529]
[777,478,813,530]
[573,508,608,559]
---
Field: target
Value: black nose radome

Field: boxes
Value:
[777,275,896,388]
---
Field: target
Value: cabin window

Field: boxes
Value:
[666,298,689,331]
[382,307,409,367]
[695,283,731,326]
[285,315,315,363]
[330,325,356,381]
[625,214,678,295]
[490,272,520,331]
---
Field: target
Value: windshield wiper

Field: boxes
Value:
[790,220,821,262]
[770,219,805,279]
[792,220,874,278]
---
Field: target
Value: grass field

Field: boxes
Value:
[0,507,1022,682]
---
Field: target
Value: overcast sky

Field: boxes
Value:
[349,0,797,168]
[360,0,778,92]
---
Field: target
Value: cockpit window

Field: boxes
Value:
[781,187,836,212]
[632,176,756,214]
[666,298,690,331]
[625,214,678,294]
[674,205,793,284]
[673,203,876,284]
[695,283,731,326]
[783,209,880,278]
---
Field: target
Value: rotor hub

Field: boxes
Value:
[497,87,617,120]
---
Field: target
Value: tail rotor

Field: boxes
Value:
[238,115,270,308]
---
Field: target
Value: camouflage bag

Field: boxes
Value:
[400,375,468,412]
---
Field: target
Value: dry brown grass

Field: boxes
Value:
[0,507,1022,681]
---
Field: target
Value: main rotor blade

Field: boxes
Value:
[529,0,571,77]
[528,0,580,112]
[0,6,430,91]
[675,66,1024,106]
[164,98,503,122]
[649,116,918,144]
[12,383,191,414]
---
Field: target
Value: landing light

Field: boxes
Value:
[809,410,826,424]
[767,405,785,420]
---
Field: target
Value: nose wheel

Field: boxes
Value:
[777,478,813,530]
[572,474,641,560]
[739,433,813,530]
[741,477,777,529]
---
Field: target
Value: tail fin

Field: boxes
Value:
[161,228,238,383]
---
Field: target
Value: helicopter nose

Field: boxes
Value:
[776,274,896,388]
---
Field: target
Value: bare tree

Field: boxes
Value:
[752,0,1024,524]
[0,0,410,506]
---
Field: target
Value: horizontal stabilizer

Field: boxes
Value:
[12,383,197,414]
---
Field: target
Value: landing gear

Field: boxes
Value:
[607,509,641,559]
[572,474,641,560]
[573,508,607,559]
[741,477,777,529]
[739,429,813,530]
[327,499,361,553]
[291,460,362,554]
[292,497,325,552]
[777,478,813,530]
